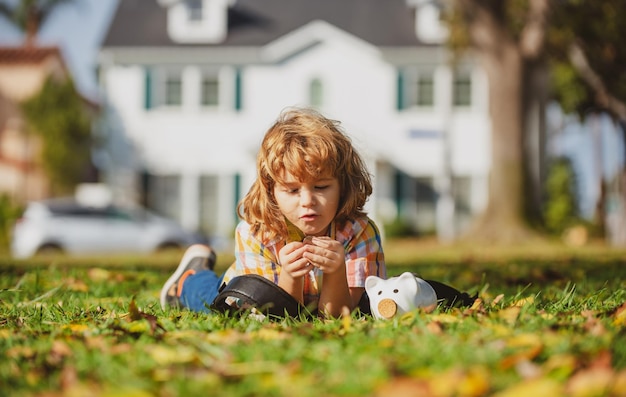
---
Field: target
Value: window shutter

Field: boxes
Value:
[234,68,242,111]
[144,67,152,110]
[396,69,404,111]
[234,173,241,223]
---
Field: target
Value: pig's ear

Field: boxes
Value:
[397,272,419,295]
[365,275,382,293]
[398,272,416,282]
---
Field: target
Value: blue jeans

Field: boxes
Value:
[179,270,225,313]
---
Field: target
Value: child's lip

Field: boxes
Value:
[300,213,318,220]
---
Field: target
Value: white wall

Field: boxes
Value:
[100,23,491,241]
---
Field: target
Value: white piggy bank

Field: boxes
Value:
[365,272,438,319]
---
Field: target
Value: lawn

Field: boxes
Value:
[1,238,625,396]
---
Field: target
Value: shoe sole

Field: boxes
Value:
[159,244,213,309]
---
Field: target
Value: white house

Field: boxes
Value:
[97,0,491,246]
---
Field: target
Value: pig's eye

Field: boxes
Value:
[377,291,382,295]
[393,289,399,293]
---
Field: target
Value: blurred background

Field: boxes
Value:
[0,0,625,257]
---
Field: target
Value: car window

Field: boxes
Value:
[106,207,133,221]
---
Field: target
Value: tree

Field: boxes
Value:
[0,0,76,47]
[549,2,626,239]
[445,0,549,242]
[21,76,92,195]
[445,0,626,243]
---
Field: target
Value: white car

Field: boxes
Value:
[11,199,205,258]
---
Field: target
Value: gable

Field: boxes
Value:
[261,20,380,64]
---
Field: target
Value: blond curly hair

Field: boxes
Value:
[238,108,373,242]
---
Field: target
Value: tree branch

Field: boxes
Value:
[519,0,550,59]
[569,42,626,121]
[457,0,503,54]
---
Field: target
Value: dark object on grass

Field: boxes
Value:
[210,274,475,320]
[211,274,310,319]
[424,279,477,308]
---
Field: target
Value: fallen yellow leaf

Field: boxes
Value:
[429,313,460,324]
[87,267,111,282]
[149,345,196,365]
[506,333,543,348]
[613,303,626,327]
[63,323,90,334]
[511,296,535,307]
[493,378,563,397]
[498,307,521,325]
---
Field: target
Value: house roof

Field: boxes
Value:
[102,0,424,48]
[0,46,64,65]
[0,46,100,110]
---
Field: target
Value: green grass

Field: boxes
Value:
[1,239,626,396]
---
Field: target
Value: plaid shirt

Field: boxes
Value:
[222,217,386,308]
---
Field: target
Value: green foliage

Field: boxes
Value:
[543,158,579,234]
[21,77,92,195]
[0,195,22,250]
[447,0,626,117]
[548,1,626,117]
[549,62,589,115]
[0,255,625,396]
[383,217,416,238]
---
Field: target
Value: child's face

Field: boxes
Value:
[273,171,340,237]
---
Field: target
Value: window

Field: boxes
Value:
[398,68,435,109]
[451,176,471,214]
[453,72,472,107]
[416,74,434,106]
[200,75,219,106]
[145,67,183,109]
[186,0,203,22]
[148,175,181,221]
[201,75,219,107]
[415,177,437,204]
[165,73,182,106]
[199,175,219,236]
[309,78,323,107]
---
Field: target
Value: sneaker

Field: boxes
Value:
[160,244,216,309]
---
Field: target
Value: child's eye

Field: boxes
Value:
[282,187,299,194]
[315,185,329,190]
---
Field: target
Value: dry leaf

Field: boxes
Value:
[498,307,521,325]
[511,296,535,307]
[65,278,89,292]
[500,345,543,370]
[87,268,112,282]
[493,378,563,397]
[566,367,614,397]
[373,377,430,397]
[149,345,197,365]
[492,294,505,306]
[613,302,626,327]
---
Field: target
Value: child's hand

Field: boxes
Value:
[303,237,344,274]
[278,242,311,279]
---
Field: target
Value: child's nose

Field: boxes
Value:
[300,189,315,206]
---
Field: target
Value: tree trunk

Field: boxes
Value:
[464,37,537,242]
[522,60,549,226]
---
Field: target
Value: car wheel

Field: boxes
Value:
[36,244,64,257]
[156,242,183,254]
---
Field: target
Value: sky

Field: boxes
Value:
[0,0,119,101]
[547,105,625,219]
